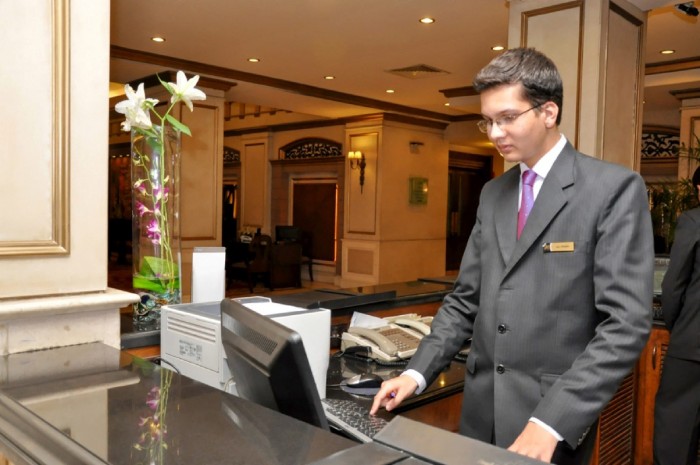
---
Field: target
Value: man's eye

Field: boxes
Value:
[499,115,517,124]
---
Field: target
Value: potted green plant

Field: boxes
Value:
[649,135,700,253]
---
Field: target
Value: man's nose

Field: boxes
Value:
[487,122,505,138]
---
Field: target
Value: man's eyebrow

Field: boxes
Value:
[480,109,518,119]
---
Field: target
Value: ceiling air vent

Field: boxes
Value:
[386,64,450,80]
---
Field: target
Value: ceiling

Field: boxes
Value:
[110,0,700,143]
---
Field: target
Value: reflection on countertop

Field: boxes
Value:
[0,342,356,465]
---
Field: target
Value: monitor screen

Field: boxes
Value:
[275,225,301,243]
[220,298,329,430]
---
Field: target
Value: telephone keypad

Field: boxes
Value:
[377,327,422,351]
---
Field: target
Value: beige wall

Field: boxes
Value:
[342,118,449,286]
[0,0,135,354]
[509,0,646,170]
[225,126,347,282]
[225,118,450,286]
[0,0,109,297]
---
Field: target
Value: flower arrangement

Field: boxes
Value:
[115,71,206,325]
[132,359,174,465]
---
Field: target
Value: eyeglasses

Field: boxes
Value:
[477,103,543,134]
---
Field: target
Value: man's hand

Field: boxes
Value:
[507,421,559,463]
[369,375,418,415]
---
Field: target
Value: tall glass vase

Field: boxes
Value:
[131,124,182,330]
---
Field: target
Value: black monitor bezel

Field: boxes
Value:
[220,298,329,430]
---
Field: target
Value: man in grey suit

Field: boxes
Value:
[371,48,654,464]
[654,167,700,465]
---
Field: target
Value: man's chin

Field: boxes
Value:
[500,152,522,163]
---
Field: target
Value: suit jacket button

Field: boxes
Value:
[496,364,505,374]
[497,324,506,333]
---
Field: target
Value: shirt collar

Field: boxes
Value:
[519,134,567,179]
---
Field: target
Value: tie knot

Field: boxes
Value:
[522,169,537,187]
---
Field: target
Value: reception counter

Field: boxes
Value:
[120,277,455,353]
[0,343,360,464]
[0,342,547,465]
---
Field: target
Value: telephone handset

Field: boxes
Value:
[341,324,423,362]
[346,327,400,356]
[392,318,431,336]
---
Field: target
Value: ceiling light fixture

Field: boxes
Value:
[324,76,335,80]
[419,17,435,24]
[675,2,699,16]
[247,58,260,63]
[151,36,165,43]
[660,49,676,55]
[386,89,395,94]
[492,45,505,51]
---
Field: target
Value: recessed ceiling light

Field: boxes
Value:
[386,89,395,94]
[444,103,450,107]
[419,17,435,24]
[492,45,505,51]
[324,75,335,80]
[151,36,165,43]
[247,57,260,63]
[660,49,675,55]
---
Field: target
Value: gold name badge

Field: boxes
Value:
[543,241,575,253]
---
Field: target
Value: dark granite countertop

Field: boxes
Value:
[326,353,465,419]
[271,280,452,315]
[121,279,454,350]
[0,343,358,465]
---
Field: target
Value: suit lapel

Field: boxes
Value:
[494,168,520,265]
[502,144,577,277]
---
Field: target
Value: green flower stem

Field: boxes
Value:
[133,100,181,295]
[154,369,173,464]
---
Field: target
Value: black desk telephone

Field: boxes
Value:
[340,314,432,362]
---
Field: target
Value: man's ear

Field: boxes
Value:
[541,101,559,128]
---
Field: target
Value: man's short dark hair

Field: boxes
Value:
[692,166,700,194]
[473,47,564,125]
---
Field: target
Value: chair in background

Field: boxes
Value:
[270,241,302,288]
[225,240,252,289]
[245,234,273,292]
[275,225,313,282]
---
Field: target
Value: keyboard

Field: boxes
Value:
[321,398,388,443]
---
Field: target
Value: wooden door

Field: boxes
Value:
[445,153,492,271]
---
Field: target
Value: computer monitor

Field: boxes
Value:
[220,298,330,430]
[275,225,301,243]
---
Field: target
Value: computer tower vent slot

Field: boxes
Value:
[167,316,217,343]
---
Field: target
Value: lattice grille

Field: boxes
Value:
[597,373,635,464]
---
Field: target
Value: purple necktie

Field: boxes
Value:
[517,170,537,239]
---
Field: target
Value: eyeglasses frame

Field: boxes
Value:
[477,103,544,134]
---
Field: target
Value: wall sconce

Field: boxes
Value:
[348,151,366,193]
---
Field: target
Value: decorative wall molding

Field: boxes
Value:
[641,130,679,159]
[279,138,343,160]
[223,146,240,164]
[0,0,70,256]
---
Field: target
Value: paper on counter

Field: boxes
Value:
[244,301,308,316]
[349,312,388,329]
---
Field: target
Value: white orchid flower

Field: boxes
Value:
[168,71,206,111]
[115,83,158,131]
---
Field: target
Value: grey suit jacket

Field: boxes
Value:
[661,207,700,362]
[407,143,654,449]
